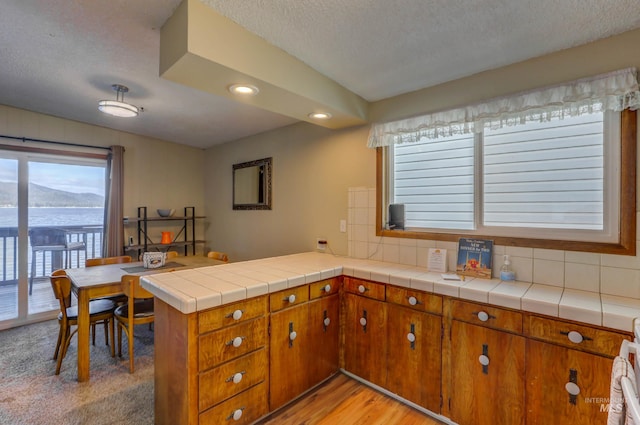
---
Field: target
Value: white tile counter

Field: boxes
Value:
[140,252,640,332]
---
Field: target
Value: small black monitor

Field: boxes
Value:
[388,204,405,230]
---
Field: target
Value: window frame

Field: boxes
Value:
[376,109,637,256]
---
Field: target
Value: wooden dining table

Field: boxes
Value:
[65,255,218,382]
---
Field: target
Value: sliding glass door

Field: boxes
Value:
[0,157,18,322]
[0,151,106,328]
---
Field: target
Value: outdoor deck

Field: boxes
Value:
[0,225,103,322]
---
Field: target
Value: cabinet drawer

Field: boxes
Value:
[269,285,309,312]
[343,277,385,301]
[199,348,268,412]
[524,314,630,357]
[198,296,267,335]
[309,277,341,300]
[199,382,268,425]
[199,316,267,370]
[451,299,522,333]
[386,285,442,315]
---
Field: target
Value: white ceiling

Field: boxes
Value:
[1,0,639,149]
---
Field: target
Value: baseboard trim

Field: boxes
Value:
[339,369,458,425]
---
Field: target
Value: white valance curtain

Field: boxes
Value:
[367,67,640,148]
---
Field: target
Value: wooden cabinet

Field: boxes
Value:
[449,301,525,425]
[197,297,269,425]
[154,270,634,425]
[154,296,269,425]
[269,279,341,410]
[342,278,388,388]
[307,278,341,388]
[524,314,628,425]
[386,301,442,412]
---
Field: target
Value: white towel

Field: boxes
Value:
[609,355,640,425]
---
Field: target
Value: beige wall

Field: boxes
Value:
[204,27,640,267]
[204,123,375,261]
[0,105,207,253]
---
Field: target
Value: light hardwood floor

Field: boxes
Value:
[255,373,447,425]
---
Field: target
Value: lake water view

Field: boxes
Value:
[0,207,104,227]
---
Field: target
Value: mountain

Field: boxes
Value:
[0,182,104,207]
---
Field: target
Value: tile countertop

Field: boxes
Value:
[140,252,640,333]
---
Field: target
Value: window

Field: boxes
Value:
[379,109,636,254]
[0,148,107,324]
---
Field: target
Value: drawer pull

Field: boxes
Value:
[225,336,245,348]
[407,296,420,306]
[289,330,297,341]
[283,294,296,303]
[474,311,495,322]
[227,407,244,421]
[360,310,368,332]
[358,284,368,294]
[225,371,246,384]
[408,323,416,350]
[225,309,243,321]
[324,284,332,293]
[565,382,581,396]
[323,317,331,327]
[480,344,489,374]
[561,330,592,344]
[478,354,490,366]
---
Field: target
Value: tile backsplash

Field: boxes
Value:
[348,187,640,301]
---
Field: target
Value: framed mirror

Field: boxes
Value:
[233,157,272,210]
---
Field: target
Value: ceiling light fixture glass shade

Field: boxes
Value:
[98,84,139,118]
[228,84,259,96]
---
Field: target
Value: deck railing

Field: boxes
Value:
[0,225,103,285]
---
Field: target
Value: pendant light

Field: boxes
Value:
[98,84,139,118]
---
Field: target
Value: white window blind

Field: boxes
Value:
[389,110,619,241]
[393,134,475,230]
[483,113,604,230]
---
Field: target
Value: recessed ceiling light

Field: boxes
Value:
[228,84,259,96]
[308,112,332,120]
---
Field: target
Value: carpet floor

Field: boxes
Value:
[0,319,154,425]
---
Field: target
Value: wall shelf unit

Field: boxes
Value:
[124,206,205,257]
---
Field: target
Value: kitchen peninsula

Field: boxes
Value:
[141,252,634,425]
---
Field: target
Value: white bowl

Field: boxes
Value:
[157,209,175,217]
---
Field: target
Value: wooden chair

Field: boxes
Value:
[85,256,133,306]
[165,251,179,260]
[115,274,155,373]
[49,270,115,375]
[207,251,229,263]
[85,255,132,267]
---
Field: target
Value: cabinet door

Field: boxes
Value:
[307,294,340,387]
[450,320,525,425]
[526,339,613,425]
[269,303,309,410]
[387,303,442,413]
[342,293,388,387]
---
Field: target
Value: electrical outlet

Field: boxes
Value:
[317,238,327,251]
[340,219,347,233]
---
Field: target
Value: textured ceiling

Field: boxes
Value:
[1,0,639,149]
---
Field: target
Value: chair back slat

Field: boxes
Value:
[121,275,154,300]
[207,251,229,263]
[49,269,72,316]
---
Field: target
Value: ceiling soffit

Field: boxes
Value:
[160,0,369,130]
